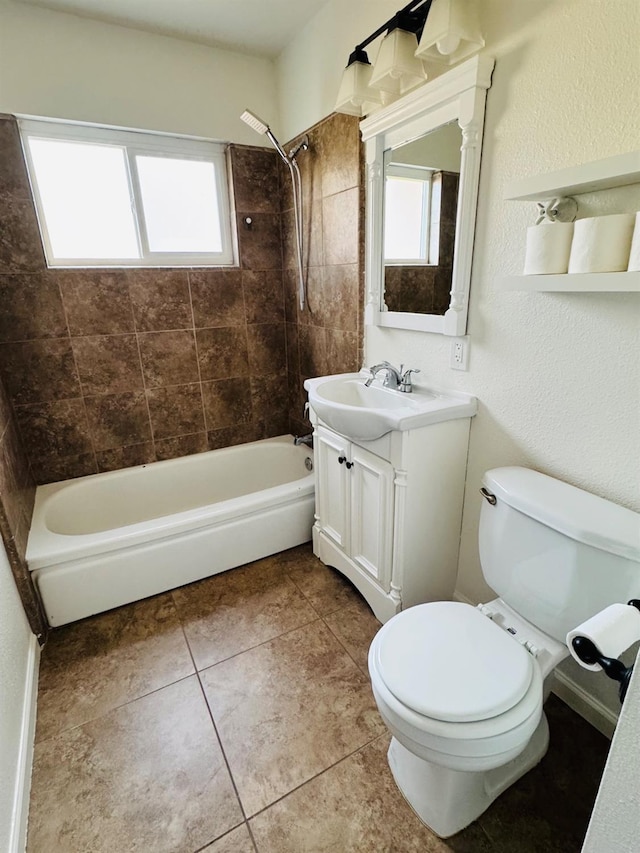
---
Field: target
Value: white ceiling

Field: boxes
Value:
[17,0,330,57]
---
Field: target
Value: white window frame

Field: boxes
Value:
[19,118,236,268]
[383,163,434,266]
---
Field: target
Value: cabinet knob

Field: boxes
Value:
[345,461,353,469]
[338,456,346,464]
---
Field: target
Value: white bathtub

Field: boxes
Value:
[27,435,315,626]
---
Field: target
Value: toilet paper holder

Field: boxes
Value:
[571,599,640,704]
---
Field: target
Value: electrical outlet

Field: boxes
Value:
[450,337,469,371]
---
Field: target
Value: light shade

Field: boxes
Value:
[415,0,484,65]
[335,60,382,116]
[370,28,427,96]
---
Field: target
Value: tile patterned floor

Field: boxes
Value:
[27,544,610,852]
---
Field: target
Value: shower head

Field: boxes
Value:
[240,108,289,165]
[240,109,269,136]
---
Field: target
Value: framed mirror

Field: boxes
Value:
[361,55,494,335]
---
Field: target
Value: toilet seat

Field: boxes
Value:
[373,601,534,723]
[368,602,544,771]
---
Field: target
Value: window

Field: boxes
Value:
[19,119,234,268]
[383,164,436,264]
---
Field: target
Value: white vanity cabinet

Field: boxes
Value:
[315,426,395,592]
[309,412,474,624]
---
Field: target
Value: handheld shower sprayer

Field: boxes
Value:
[239,110,269,135]
[240,109,307,311]
[240,110,289,166]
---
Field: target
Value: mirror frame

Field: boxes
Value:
[361,54,495,335]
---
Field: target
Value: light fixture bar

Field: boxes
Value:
[348,0,433,64]
[335,0,433,117]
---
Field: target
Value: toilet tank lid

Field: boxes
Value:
[483,467,640,563]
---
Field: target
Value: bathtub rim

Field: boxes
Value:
[27,434,314,571]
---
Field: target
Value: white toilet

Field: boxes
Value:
[368,466,640,838]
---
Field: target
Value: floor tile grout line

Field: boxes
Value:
[246,732,390,824]
[190,613,324,674]
[181,623,249,818]
[189,603,376,679]
[320,612,373,678]
[172,571,383,835]
[245,819,261,853]
[193,665,252,825]
[164,543,340,616]
[37,555,366,747]
[35,595,199,744]
[33,669,199,746]
[283,567,354,618]
[191,820,260,853]
[182,619,259,852]
[166,554,372,674]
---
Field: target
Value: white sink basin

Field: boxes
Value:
[304,372,477,441]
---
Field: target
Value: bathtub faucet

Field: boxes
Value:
[294,434,313,448]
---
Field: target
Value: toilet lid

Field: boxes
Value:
[374,602,534,723]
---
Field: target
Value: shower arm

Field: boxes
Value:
[265,129,289,166]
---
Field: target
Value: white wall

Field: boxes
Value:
[582,649,640,852]
[0,0,280,144]
[366,0,640,717]
[0,542,38,853]
[277,0,402,142]
[280,0,640,720]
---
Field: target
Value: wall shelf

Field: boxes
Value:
[505,150,640,201]
[503,151,640,291]
[499,271,640,292]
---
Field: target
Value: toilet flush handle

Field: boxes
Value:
[480,487,497,505]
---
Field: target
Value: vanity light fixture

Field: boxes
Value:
[415,0,485,65]
[334,46,383,117]
[335,0,432,117]
[368,14,428,96]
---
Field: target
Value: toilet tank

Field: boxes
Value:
[479,467,640,643]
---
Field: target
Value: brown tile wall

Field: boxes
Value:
[0,114,48,638]
[281,113,365,437]
[0,116,292,485]
[0,112,365,630]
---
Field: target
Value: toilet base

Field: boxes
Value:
[387,712,550,838]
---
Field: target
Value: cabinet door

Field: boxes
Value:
[349,444,394,589]
[315,427,350,550]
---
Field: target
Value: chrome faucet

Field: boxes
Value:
[399,368,420,393]
[365,361,402,389]
[365,362,421,393]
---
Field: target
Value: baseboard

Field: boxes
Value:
[551,670,617,740]
[9,634,40,853]
[452,590,617,739]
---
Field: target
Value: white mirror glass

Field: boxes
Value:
[383,122,461,315]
